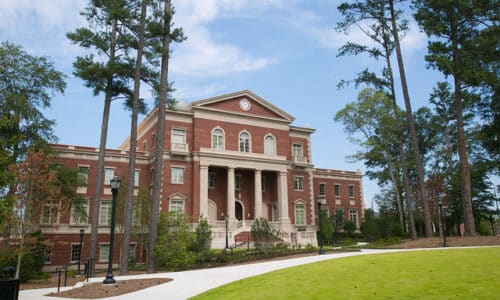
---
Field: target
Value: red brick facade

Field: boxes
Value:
[42,90,364,269]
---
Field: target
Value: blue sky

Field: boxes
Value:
[3,0,494,209]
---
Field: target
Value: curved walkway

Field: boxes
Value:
[19,248,453,300]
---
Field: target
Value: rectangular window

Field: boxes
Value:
[132,202,141,226]
[171,167,184,184]
[129,244,136,262]
[44,248,52,264]
[169,198,184,214]
[143,140,147,152]
[349,209,358,226]
[208,172,216,189]
[235,174,242,190]
[70,244,81,262]
[295,203,306,225]
[42,202,60,224]
[78,166,89,186]
[134,170,140,187]
[261,175,266,192]
[152,133,156,148]
[172,128,186,150]
[319,183,326,196]
[99,244,109,262]
[70,198,88,225]
[104,168,115,185]
[348,185,355,198]
[99,201,112,226]
[293,177,303,191]
[334,184,340,197]
[292,143,303,158]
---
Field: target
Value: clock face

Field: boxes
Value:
[239,99,251,111]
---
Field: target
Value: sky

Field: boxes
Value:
[2,0,497,209]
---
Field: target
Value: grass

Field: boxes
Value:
[191,247,500,300]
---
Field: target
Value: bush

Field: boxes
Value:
[191,218,212,264]
[251,218,279,254]
[155,212,196,271]
[0,230,46,282]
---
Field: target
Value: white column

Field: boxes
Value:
[199,165,209,219]
[254,169,262,219]
[227,167,235,220]
[277,171,289,221]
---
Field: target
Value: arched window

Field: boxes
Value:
[294,202,306,225]
[264,135,276,156]
[212,128,224,150]
[239,131,250,153]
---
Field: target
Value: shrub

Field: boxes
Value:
[192,218,212,264]
[251,218,279,254]
[155,212,196,271]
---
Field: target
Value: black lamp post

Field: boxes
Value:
[224,213,229,249]
[317,196,326,254]
[103,176,120,284]
[77,229,84,275]
[438,198,448,247]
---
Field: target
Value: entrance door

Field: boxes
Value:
[235,201,243,221]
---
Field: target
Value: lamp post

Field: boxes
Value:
[103,176,120,284]
[77,229,84,275]
[438,197,448,247]
[224,213,229,249]
[317,196,326,254]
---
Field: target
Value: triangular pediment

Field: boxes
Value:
[189,90,295,122]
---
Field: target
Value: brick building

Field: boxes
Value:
[43,90,364,269]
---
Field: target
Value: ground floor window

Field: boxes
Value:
[349,209,358,227]
[169,198,185,214]
[294,203,306,225]
[44,248,52,264]
[71,244,81,263]
[99,244,109,262]
[129,244,136,262]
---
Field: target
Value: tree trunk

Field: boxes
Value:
[88,18,117,271]
[147,0,171,273]
[452,38,476,236]
[388,0,431,237]
[120,0,147,275]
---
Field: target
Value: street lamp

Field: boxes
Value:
[438,197,448,247]
[103,175,120,284]
[317,196,327,254]
[77,229,84,275]
[224,213,229,249]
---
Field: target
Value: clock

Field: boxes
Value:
[239,99,251,111]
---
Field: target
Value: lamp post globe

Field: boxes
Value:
[103,175,120,284]
[317,196,326,255]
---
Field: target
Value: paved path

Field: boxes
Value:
[18,248,444,300]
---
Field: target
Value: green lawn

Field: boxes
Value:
[191,247,500,300]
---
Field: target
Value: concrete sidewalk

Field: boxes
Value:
[18,248,417,300]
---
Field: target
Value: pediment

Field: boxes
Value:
[189,90,295,122]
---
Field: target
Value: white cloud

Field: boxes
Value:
[170,0,276,77]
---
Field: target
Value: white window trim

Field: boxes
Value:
[294,201,306,225]
[263,134,276,156]
[77,165,90,186]
[211,127,225,150]
[70,243,83,263]
[292,143,304,157]
[104,167,116,185]
[41,201,61,225]
[99,243,110,262]
[334,184,341,198]
[348,185,355,198]
[319,182,326,196]
[169,196,185,214]
[99,200,112,226]
[70,198,89,225]
[293,176,304,191]
[171,166,184,184]
[239,130,252,153]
